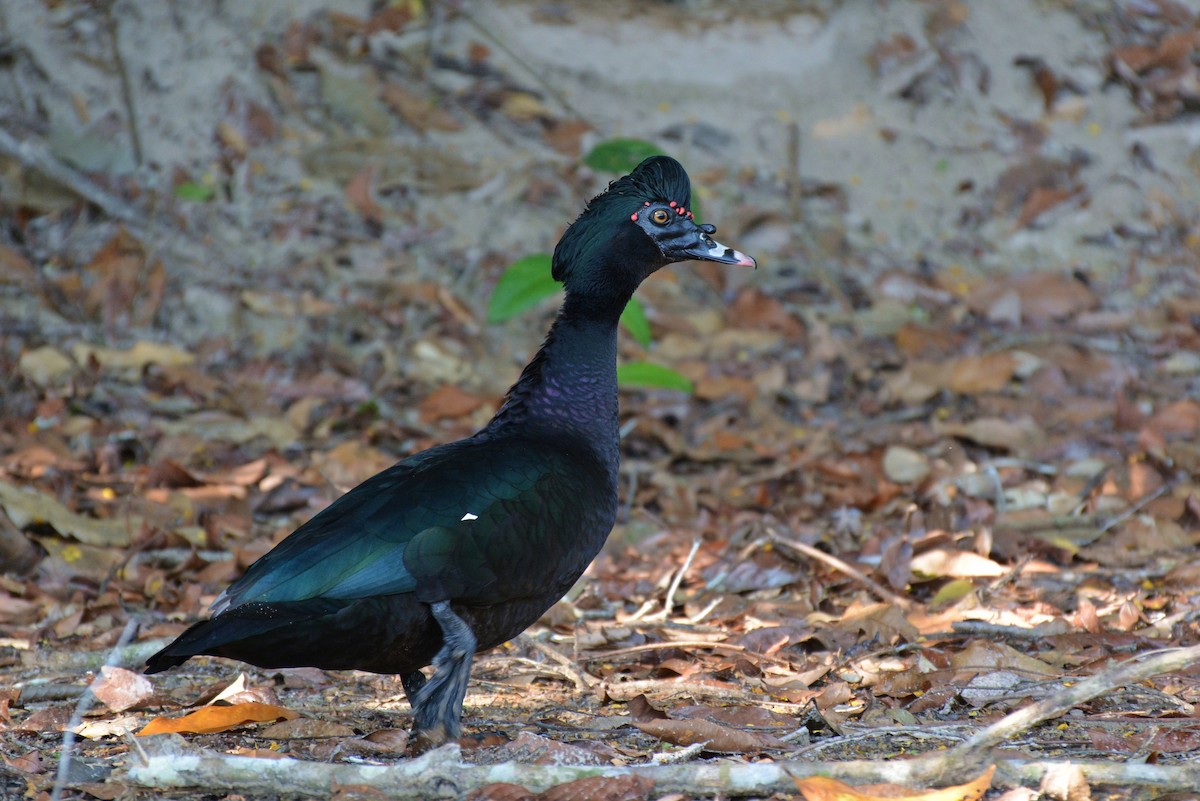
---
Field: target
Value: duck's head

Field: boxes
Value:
[552,156,755,303]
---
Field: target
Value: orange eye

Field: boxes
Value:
[650,209,671,225]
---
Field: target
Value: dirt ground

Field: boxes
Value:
[2,1,1200,799]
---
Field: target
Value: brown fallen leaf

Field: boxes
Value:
[466,783,536,801]
[2,750,43,774]
[538,774,654,801]
[419,384,490,423]
[911,548,1005,578]
[633,716,788,753]
[137,701,299,736]
[91,665,154,712]
[72,340,195,371]
[0,480,136,547]
[14,704,72,733]
[346,165,383,226]
[948,352,1017,394]
[935,416,1042,452]
[1015,186,1077,228]
[379,82,462,132]
[950,640,1057,678]
[259,717,355,739]
[790,765,995,801]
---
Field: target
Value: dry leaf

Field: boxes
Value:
[465,784,535,801]
[538,774,654,801]
[18,346,75,386]
[346,165,383,225]
[634,716,787,753]
[911,548,1005,578]
[14,705,72,732]
[137,701,299,736]
[314,440,394,491]
[948,353,1017,394]
[72,340,195,371]
[935,416,1042,452]
[259,717,355,738]
[0,480,135,547]
[790,764,994,801]
[91,666,154,712]
[950,640,1057,678]
[379,82,462,132]
[2,750,43,774]
[419,384,490,423]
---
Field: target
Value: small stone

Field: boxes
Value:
[1163,351,1200,375]
[882,445,930,484]
[19,345,74,386]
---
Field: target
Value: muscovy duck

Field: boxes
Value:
[145,155,755,744]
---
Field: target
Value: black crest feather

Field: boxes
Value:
[552,156,692,285]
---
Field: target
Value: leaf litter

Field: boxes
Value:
[2,1,1200,799]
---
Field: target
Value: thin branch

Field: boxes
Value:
[579,640,794,668]
[516,634,597,690]
[103,0,143,165]
[51,619,138,801]
[128,732,1200,797]
[767,528,912,610]
[642,538,701,622]
[0,126,146,229]
[946,643,1200,758]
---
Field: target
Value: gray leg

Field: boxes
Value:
[400,670,426,704]
[412,601,476,744]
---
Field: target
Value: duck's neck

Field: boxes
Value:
[487,293,623,472]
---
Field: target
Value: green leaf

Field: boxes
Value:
[617,361,693,393]
[583,138,662,174]
[174,181,215,202]
[619,298,652,346]
[487,254,559,323]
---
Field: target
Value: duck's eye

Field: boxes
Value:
[650,208,671,225]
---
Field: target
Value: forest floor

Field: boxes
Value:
[2,1,1200,799]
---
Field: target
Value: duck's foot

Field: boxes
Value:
[400,669,426,705]
[411,601,476,746]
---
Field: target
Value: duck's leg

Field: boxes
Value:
[400,670,426,704]
[412,601,476,744]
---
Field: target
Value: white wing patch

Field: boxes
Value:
[460,512,479,521]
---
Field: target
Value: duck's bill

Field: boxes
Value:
[682,235,757,267]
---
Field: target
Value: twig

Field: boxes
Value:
[647,741,705,765]
[948,643,1200,759]
[1098,474,1180,533]
[686,597,721,625]
[949,620,1055,640]
[993,513,1101,532]
[767,528,913,610]
[51,619,138,801]
[601,678,796,706]
[984,462,1005,516]
[516,634,596,690]
[457,9,581,119]
[641,538,701,622]
[787,120,803,223]
[102,0,142,165]
[33,637,172,673]
[0,126,146,229]
[579,640,794,668]
[128,732,1200,796]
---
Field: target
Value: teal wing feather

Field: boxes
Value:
[215,435,608,611]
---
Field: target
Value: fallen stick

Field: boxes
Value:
[126,735,1200,798]
[125,644,1200,797]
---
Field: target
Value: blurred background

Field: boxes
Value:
[3,0,1200,787]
